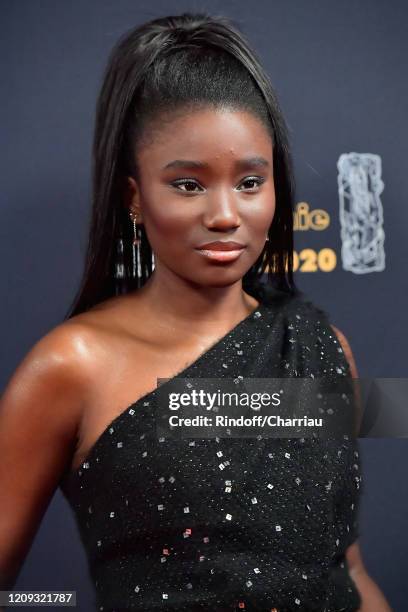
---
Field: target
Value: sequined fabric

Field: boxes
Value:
[59,288,362,611]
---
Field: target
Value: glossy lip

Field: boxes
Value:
[196,240,246,251]
[195,244,246,263]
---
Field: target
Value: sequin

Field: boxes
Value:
[58,289,362,611]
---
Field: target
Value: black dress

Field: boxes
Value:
[58,288,362,612]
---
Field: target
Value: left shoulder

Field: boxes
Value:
[330,324,358,378]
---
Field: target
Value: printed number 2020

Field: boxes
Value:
[293,248,336,272]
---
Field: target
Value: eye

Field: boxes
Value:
[238,176,266,191]
[171,179,202,193]
[170,176,266,194]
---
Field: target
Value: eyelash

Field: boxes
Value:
[171,176,266,193]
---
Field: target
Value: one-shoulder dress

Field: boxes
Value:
[58,287,363,612]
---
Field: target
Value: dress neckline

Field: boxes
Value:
[63,300,269,480]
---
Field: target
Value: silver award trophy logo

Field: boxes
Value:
[337,152,385,274]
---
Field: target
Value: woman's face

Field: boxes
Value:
[126,107,275,288]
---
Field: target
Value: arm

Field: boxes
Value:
[331,325,393,612]
[345,541,393,612]
[0,323,91,593]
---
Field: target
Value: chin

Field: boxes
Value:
[187,269,249,288]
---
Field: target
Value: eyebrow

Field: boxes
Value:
[162,156,270,171]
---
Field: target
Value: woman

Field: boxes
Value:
[0,11,391,612]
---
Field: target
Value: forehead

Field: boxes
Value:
[136,107,273,164]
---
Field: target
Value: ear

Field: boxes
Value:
[124,176,143,221]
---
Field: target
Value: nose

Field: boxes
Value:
[202,189,241,231]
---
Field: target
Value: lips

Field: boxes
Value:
[196,241,246,251]
[195,241,246,263]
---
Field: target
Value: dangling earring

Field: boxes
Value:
[114,235,125,298]
[130,211,142,282]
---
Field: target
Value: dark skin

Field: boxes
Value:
[0,108,391,610]
[72,108,275,471]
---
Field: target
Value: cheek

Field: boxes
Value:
[244,190,276,235]
[141,196,194,248]
[263,183,276,220]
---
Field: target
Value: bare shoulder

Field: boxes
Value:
[6,312,102,397]
[0,294,131,448]
[15,292,146,412]
[28,293,140,394]
[330,324,358,378]
[0,315,100,458]
[36,292,134,365]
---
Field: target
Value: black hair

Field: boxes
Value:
[64,11,300,319]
